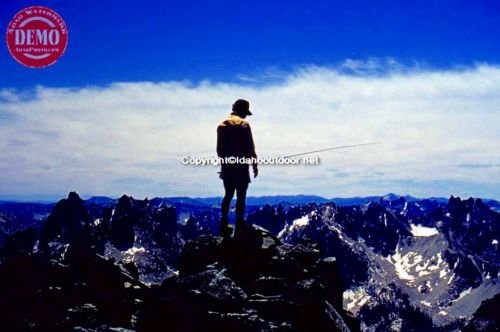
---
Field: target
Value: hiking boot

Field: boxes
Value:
[219,223,232,238]
[234,220,247,238]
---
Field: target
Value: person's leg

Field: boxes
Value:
[235,182,249,225]
[220,180,236,232]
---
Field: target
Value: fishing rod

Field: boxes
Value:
[184,142,380,165]
[283,142,380,158]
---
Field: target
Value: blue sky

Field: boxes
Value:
[1,0,499,200]
[2,0,500,87]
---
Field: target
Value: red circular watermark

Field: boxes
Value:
[6,6,68,68]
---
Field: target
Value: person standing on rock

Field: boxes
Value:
[217,99,258,236]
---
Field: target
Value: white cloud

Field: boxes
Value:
[1,62,499,200]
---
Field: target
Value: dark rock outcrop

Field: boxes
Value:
[38,192,104,259]
[0,251,143,331]
[463,294,500,332]
[138,224,358,332]
[247,204,287,235]
[1,190,357,331]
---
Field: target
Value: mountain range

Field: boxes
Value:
[0,193,498,331]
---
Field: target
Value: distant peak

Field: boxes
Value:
[118,194,133,202]
[382,193,401,201]
[67,191,82,202]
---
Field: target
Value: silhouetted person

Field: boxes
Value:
[217,99,258,236]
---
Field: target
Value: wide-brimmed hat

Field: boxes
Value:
[232,99,252,116]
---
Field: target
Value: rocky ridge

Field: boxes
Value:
[0,192,356,332]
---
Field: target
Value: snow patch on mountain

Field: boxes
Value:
[278,214,310,238]
[410,224,439,237]
[123,246,146,264]
[453,287,472,303]
[293,215,310,227]
[343,287,371,315]
[386,248,420,282]
[421,300,432,307]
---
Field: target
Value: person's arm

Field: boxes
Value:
[246,124,258,178]
[216,124,225,157]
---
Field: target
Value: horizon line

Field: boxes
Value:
[1,192,497,204]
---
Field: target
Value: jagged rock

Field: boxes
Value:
[0,251,142,331]
[100,195,183,284]
[277,243,320,268]
[220,224,280,284]
[66,303,101,329]
[38,192,103,259]
[313,257,344,309]
[207,309,293,332]
[109,195,137,250]
[178,268,248,311]
[247,204,287,235]
[180,214,199,239]
[246,294,297,327]
[152,205,177,236]
[178,235,220,276]
[138,224,354,332]
[252,276,288,296]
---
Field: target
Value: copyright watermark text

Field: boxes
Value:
[181,156,320,166]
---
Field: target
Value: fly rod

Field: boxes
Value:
[283,142,380,158]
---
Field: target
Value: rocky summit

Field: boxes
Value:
[139,224,357,331]
[0,192,498,331]
[0,192,357,332]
